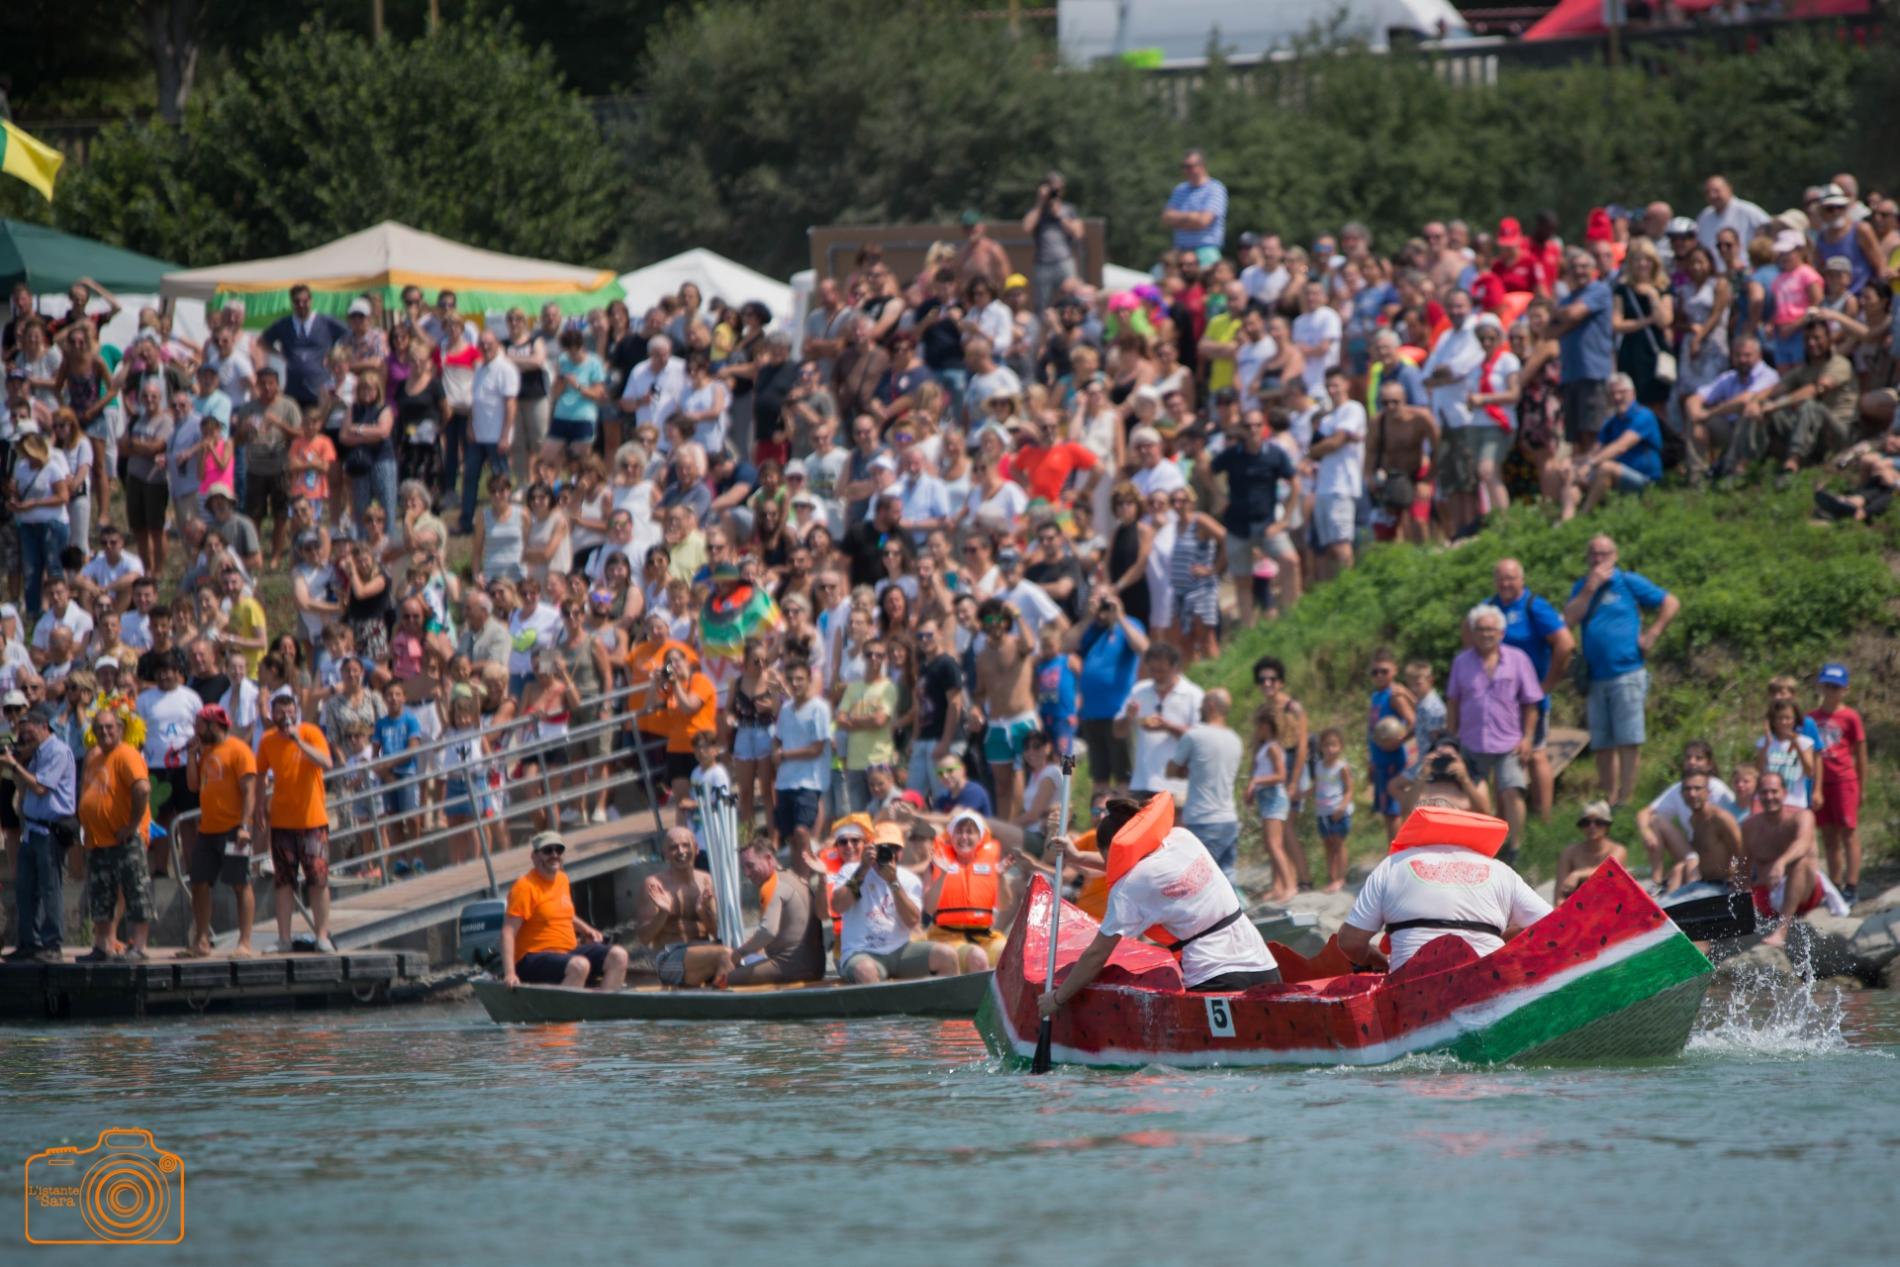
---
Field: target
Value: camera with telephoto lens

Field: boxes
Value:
[1424,750,1459,783]
[875,842,900,866]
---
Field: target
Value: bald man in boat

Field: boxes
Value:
[1038,795,1278,1020]
[1337,805,1551,974]
[634,826,728,987]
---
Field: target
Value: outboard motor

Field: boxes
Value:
[458,898,507,972]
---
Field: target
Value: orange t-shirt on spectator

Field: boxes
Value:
[506,867,578,958]
[659,671,718,754]
[197,736,258,834]
[80,744,152,849]
[628,638,698,736]
[256,723,333,830]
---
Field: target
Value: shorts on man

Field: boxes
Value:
[1461,747,1529,792]
[1752,877,1824,920]
[1560,379,1610,447]
[773,787,821,839]
[86,840,155,924]
[654,940,717,986]
[516,940,614,985]
[1586,667,1648,749]
[154,767,200,815]
[983,713,1039,764]
[189,828,252,888]
[270,826,330,889]
[841,941,938,982]
[244,471,289,525]
[1312,494,1356,548]
[1368,748,1409,815]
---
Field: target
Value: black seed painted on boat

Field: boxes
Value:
[1600,936,1608,946]
[1546,940,1558,949]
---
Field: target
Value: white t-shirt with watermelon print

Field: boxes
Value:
[1345,845,1552,972]
[1100,828,1275,988]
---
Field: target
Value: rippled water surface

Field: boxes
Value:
[4,974,1893,1266]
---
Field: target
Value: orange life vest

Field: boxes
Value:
[929,834,1003,931]
[1386,805,1509,858]
[1100,795,1200,951]
[1071,828,1108,920]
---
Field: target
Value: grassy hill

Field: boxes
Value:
[1190,486,1900,883]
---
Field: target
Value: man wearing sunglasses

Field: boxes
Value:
[501,831,629,990]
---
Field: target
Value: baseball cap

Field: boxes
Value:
[94,654,122,671]
[1823,256,1852,273]
[1237,231,1260,248]
[348,298,373,317]
[997,547,1022,567]
[869,453,896,473]
[1003,273,1029,293]
[528,830,567,854]
[1496,216,1525,248]
[196,704,232,727]
[791,491,818,507]
[194,360,220,376]
[1773,230,1805,254]
[782,457,807,479]
[1,689,26,709]
[1817,663,1850,687]
[1576,800,1614,827]
[872,821,905,848]
[1818,183,1849,208]
[1665,216,1697,237]
[959,209,983,227]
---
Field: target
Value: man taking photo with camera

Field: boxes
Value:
[832,821,954,983]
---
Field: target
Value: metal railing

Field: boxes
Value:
[167,676,679,941]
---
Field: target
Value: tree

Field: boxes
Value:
[58,16,624,268]
[618,0,1181,278]
[135,0,210,125]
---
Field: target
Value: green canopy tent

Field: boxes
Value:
[0,218,180,294]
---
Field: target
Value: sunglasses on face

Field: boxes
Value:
[537,844,567,857]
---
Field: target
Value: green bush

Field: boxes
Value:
[1193,486,1900,882]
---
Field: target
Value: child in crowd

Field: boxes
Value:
[1312,726,1353,893]
[332,718,380,868]
[1729,761,1760,821]
[1807,663,1867,902]
[441,689,501,867]
[1246,707,1295,904]
[1756,699,1817,810]
[1766,674,1824,798]
[373,680,425,848]
[1365,649,1415,841]
[191,413,237,503]
[289,405,336,522]
[686,729,733,850]
[1033,621,1078,756]
[664,578,695,644]
[1403,658,1447,775]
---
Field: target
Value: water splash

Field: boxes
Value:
[1688,964,1848,1058]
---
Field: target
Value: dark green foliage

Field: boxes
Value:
[50,16,622,268]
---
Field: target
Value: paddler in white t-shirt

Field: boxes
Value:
[1338,804,1552,974]
[1038,795,1278,1020]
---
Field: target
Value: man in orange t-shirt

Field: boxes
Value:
[501,831,629,989]
[254,689,336,953]
[185,704,258,957]
[77,708,155,962]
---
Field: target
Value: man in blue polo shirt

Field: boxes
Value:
[1547,250,1615,455]
[1563,535,1680,809]
[1488,556,1575,819]
[1066,592,1149,791]
[1161,150,1228,252]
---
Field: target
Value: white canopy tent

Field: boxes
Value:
[618,249,796,330]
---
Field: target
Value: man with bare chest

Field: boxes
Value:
[1681,771,1745,887]
[1740,773,1823,948]
[974,597,1038,821]
[1366,383,1438,544]
[634,827,728,986]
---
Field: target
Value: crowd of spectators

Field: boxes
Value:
[2,153,1894,961]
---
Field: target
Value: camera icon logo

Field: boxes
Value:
[24,1128,185,1245]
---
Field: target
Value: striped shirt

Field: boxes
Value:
[1166,178,1229,250]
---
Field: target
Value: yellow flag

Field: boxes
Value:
[0,121,64,201]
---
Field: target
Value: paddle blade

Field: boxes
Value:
[1030,1018,1054,1074]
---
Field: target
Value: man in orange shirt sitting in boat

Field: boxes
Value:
[922,808,1010,973]
[501,830,631,989]
[1337,804,1551,974]
[1039,794,1278,1020]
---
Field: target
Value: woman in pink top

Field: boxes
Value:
[1768,230,1823,367]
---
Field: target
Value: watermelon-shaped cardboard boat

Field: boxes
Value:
[979,861,1714,1070]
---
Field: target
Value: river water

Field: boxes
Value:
[4,973,1893,1266]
